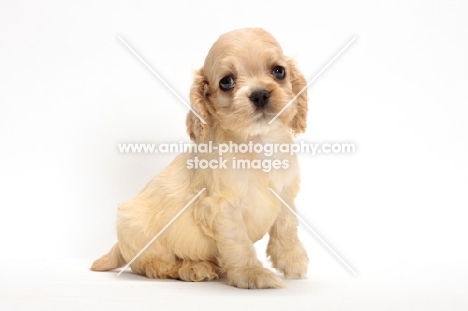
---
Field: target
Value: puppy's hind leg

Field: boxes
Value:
[178,259,220,282]
[143,255,220,281]
[143,253,182,279]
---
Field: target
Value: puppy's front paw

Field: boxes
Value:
[269,243,308,279]
[227,267,285,289]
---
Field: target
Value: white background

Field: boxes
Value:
[1,0,467,310]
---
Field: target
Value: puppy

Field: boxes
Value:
[91,28,309,289]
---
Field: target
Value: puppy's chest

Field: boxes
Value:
[234,150,298,188]
[199,152,299,241]
[238,155,298,207]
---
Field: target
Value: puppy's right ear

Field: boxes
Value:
[186,68,210,143]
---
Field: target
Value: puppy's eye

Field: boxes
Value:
[272,66,286,80]
[219,76,235,91]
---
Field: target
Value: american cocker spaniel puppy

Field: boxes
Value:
[92,28,309,289]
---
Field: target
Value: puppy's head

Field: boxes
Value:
[186,28,307,142]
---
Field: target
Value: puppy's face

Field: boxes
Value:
[187,28,308,142]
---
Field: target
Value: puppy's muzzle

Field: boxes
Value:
[249,89,270,108]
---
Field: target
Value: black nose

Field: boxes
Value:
[249,90,270,108]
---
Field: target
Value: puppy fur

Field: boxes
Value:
[91,28,309,289]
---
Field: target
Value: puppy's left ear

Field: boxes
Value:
[287,58,308,135]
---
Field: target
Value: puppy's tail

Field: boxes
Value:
[90,243,126,271]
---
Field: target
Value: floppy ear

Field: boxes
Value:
[186,68,211,142]
[287,58,308,136]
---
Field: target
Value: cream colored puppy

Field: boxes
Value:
[92,28,309,289]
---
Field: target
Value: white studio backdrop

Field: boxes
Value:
[0,0,467,280]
